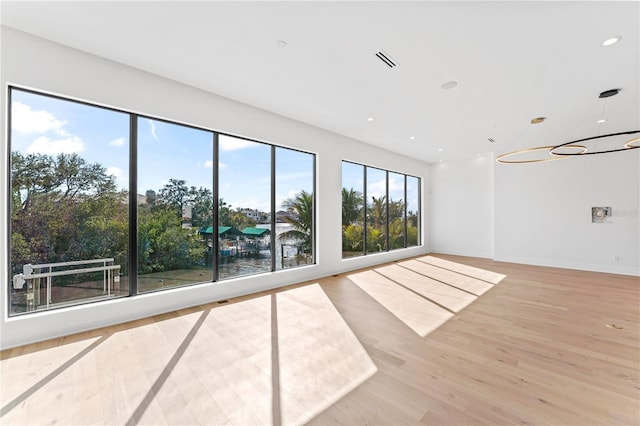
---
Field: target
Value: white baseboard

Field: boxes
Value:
[493,254,640,277]
[429,247,493,260]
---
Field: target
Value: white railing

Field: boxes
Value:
[12,258,121,312]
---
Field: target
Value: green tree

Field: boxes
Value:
[367,227,386,253]
[366,195,387,251]
[218,198,231,226]
[342,223,364,253]
[342,188,363,226]
[388,199,405,249]
[157,178,189,219]
[189,186,213,229]
[10,152,122,275]
[407,210,419,246]
[137,207,206,274]
[279,190,313,254]
[229,210,257,230]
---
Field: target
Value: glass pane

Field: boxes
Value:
[137,118,213,292]
[366,167,387,253]
[388,172,405,250]
[342,162,364,258]
[276,148,314,270]
[407,176,420,246]
[218,135,272,279]
[9,89,130,315]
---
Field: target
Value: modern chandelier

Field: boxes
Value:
[496,89,640,164]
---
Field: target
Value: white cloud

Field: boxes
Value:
[204,160,214,168]
[106,166,128,189]
[368,179,387,199]
[219,162,227,169]
[11,101,67,134]
[388,177,404,194]
[219,135,256,151]
[275,172,312,182]
[110,137,126,147]
[26,136,84,155]
[148,119,160,143]
[106,166,124,178]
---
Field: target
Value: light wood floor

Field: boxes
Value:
[1,254,638,425]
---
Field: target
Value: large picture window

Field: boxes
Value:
[342,161,420,258]
[7,87,315,315]
[341,162,364,257]
[275,147,315,270]
[218,135,272,279]
[9,89,130,315]
[137,118,214,292]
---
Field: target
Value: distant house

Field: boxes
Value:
[239,209,262,221]
[274,210,298,223]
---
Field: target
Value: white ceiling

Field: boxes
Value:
[2,1,639,163]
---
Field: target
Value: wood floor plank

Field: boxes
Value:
[419,255,506,284]
[1,253,638,425]
[400,259,495,295]
[375,263,477,312]
[347,269,454,337]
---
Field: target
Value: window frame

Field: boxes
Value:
[6,85,317,315]
[341,160,421,259]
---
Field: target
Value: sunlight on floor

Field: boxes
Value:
[0,284,376,426]
[0,335,106,424]
[420,255,507,284]
[348,256,505,337]
[347,270,454,337]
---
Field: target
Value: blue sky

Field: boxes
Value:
[11,89,314,214]
[342,161,420,214]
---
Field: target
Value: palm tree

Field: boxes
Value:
[368,195,387,229]
[279,190,313,254]
[342,187,363,226]
[367,195,387,251]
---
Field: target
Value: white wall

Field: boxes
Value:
[0,27,430,349]
[428,153,494,258]
[494,151,640,275]
[427,145,639,276]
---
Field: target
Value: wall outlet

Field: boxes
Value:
[613,256,620,262]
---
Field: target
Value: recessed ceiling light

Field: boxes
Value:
[441,81,458,90]
[437,148,443,152]
[276,40,288,48]
[439,160,443,163]
[597,119,607,124]
[367,117,374,122]
[409,136,415,140]
[602,36,622,47]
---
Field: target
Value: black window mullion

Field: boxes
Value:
[404,174,408,248]
[418,178,422,246]
[213,132,220,281]
[363,166,368,255]
[7,88,13,313]
[271,146,276,272]
[312,154,316,264]
[129,115,138,296]
[385,170,389,251]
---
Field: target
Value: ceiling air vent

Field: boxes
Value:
[488,138,495,143]
[375,50,397,68]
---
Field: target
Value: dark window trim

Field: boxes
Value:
[341,160,422,259]
[6,86,13,314]
[7,86,317,316]
[270,145,277,272]
[129,115,138,296]
[212,132,220,282]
